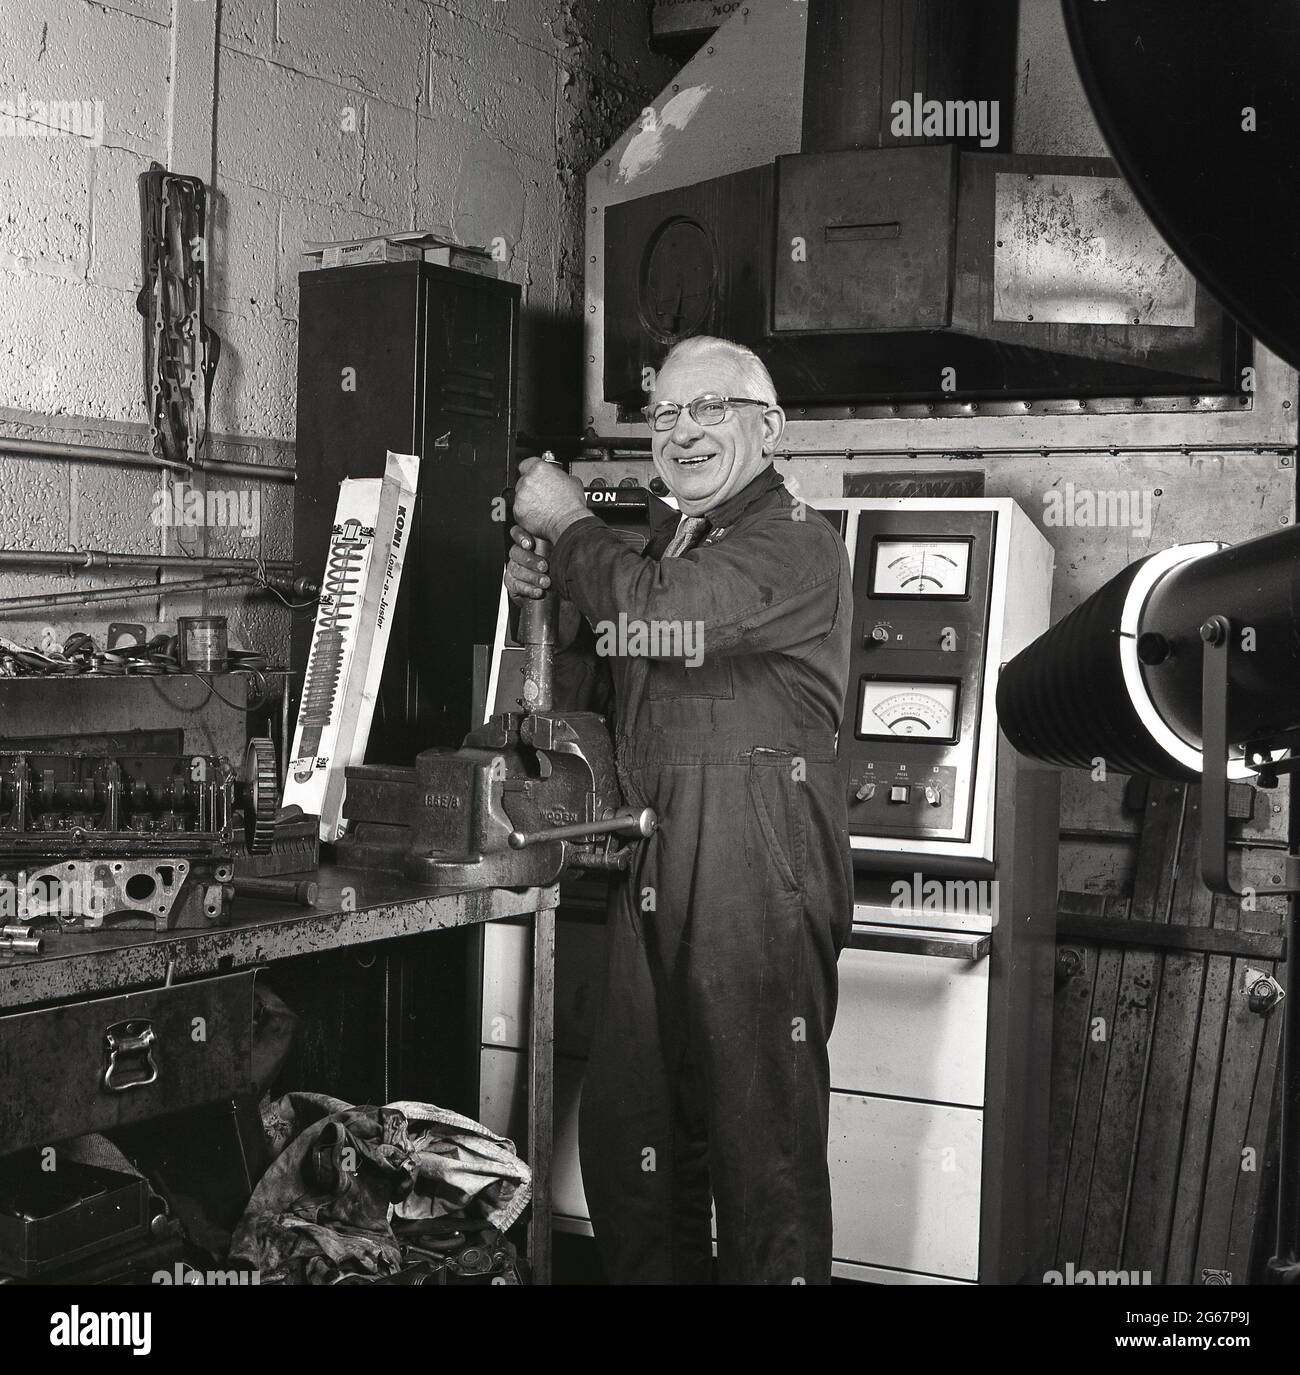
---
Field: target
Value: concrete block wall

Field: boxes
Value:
[0,0,674,668]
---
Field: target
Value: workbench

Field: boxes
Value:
[0,866,560,1284]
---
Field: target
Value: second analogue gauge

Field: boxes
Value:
[859,681,959,741]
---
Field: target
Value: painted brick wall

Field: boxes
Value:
[0,0,673,661]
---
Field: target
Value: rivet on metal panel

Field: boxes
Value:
[1280,456,1293,468]
[1282,517,1291,526]
[707,46,714,54]
[672,84,679,92]
[1284,400,1293,409]
[1134,398,1144,407]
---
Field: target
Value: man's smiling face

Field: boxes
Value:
[649,351,782,516]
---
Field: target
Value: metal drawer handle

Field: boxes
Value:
[103,1019,159,1092]
[847,923,991,962]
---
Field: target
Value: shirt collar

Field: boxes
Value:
[648,463,785,541]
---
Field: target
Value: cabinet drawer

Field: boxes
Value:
[829,1092,982,1281]
[829,941,988,1105]
[0,972,256,1155]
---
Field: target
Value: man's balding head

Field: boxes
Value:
[658,336,778,405]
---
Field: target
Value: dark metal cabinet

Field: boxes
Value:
[293,262,521,760]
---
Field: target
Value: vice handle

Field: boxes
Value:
[508,807,657,850]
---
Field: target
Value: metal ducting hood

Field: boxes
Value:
[600,0,1244,412]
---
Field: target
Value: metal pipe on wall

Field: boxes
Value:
[0,572,261,614]
[0,549,294,575]
[0,435,295,484]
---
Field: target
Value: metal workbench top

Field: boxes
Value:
[0,866,560,1009]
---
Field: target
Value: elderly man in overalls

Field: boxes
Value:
[509,336,853,1285]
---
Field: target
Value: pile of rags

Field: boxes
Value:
[229,1092,530,1284]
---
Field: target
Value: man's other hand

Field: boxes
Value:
[513,455,593,544]
[505,525,582,647]
[506,524,556,603]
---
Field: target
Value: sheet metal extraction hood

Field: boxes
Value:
[601,0,1244,411]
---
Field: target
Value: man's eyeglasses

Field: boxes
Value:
[641,395,772,432]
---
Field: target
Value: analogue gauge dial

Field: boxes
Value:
[859,681,959,741]
[873,539,971,597]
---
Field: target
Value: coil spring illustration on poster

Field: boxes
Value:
[294,519,369,782]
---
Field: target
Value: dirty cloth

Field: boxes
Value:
[229,1093,530,1282]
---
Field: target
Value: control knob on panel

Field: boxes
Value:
[923,783,943,808]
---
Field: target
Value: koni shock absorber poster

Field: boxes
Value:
[284,450,420,842]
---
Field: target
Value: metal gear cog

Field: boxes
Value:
[242,737,279,855]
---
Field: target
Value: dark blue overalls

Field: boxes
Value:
[549,465,854,1284]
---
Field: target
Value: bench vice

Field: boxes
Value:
[338,537,654,888]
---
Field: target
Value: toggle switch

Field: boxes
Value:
[855,781,876,802]
[924,784,943,807]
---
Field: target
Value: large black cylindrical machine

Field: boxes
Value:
[997,526,1300,780]
[997,523,1300,1280]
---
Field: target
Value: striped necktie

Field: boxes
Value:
[662,515,709,560]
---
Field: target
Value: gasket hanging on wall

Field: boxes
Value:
[135,162,221,468]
